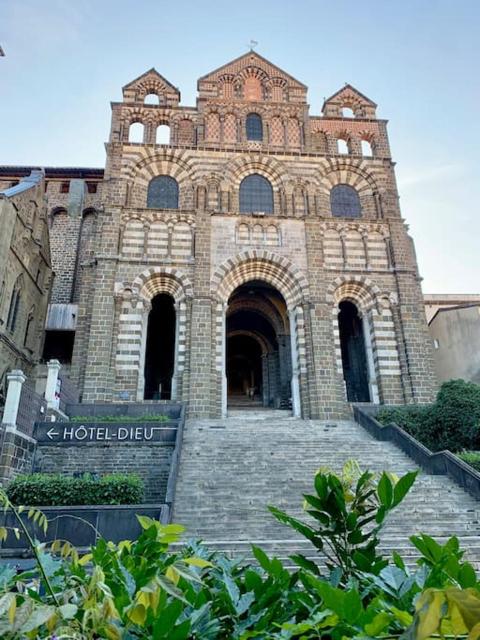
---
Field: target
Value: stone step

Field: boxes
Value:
[172,414,480,567]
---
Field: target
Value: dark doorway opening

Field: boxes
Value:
[226,281,291,409]
[227,334,263,401]
[144,294,176,400]
[338,300,370,402]
[42,330,75,364]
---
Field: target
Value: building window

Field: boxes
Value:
[239,174,273,214]
[60,181,70,194]
[433,339,440,349]
[86,182,98,194]
[246,113,263,141]
[331,184,362,218]
[147,175,179,209]
[6,287,21,332]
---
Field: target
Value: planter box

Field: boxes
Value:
[0,503,168,555]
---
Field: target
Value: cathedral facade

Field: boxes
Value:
[0,52,437,418]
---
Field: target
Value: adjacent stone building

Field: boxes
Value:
[428,301,480,384]
[0,52,438,418]
[0,171,52,402]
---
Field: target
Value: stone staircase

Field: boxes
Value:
[172,410,480,569]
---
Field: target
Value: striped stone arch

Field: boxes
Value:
[122,148,194,183]
[132,266,193,302]
[328,275,401,396]
[326,275,380,312]
[211,250,309,309]
[317,157,382,196]
[224,154,288,189]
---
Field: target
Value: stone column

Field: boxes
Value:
[0,370,36,484]
[136,298,152,401]
[2,370,26,427]
[361,314,379,403]
[220,303,227,418]
[288,309,301,417]
[45,360,61,410]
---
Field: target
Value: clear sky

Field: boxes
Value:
[1,0,478,293]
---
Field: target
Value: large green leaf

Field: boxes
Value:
[377,473,393,508]
[392,470,418,507]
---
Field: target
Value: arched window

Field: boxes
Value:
[337,139,349,154]
[361,140,373,156]
[129,122,144,143]
[147,176,179,209]
[342,107,355,118]
[156,124,170,144]
[239,174,273,214]
[144,93,159,105]
[330,184,362,218]
[246,113,263,141]
[6,280,22,332]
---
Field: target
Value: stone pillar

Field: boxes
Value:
[44,360,61,410]
[136,299,151,401]
[2,370,26,427]
[361,314,379,404]
[288,309,301,417]
[0,370,36,484]
[220,303,228,418]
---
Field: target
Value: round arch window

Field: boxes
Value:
[246,113,263,141]
[239,174,273,214]
[330,184,362,218]
[147,176,179,209]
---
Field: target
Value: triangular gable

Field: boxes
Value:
[323,83,377,109]
[198,51,307,89]
[122,68,179,95]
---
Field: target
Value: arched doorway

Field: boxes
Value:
[144,293,176,399]
[338,300,370,402]
[226,281,291,409]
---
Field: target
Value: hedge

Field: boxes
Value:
[457,451,480,473]
[70,414,169,423]
[377,379,480,453]
[6,473,144,506]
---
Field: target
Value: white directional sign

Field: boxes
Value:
[34,423,177,444]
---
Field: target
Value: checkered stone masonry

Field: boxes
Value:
[34,51,437,417]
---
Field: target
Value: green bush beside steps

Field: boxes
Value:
[377,379,480,453]
[6,473,144,506]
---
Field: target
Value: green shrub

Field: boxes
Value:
[457,451,480,473]
[0,466,479,639]
[6,473,144,506]
[377,379,480,453]
[70,413,169,423]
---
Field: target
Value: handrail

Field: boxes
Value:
[162,403,186,523]
[353,406,480,501]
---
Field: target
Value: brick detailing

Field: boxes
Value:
[211,251,309,308]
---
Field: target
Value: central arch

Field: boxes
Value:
[226,281,291,409]
[212,252,309,417]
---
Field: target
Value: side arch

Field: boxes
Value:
[131,266,194,302]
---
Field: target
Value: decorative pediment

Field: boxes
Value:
[198,51,307,103]
[122,68,180,106]
[322,84,377,118]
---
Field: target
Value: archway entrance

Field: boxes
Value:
[338,300,370,402]
[144,293,176,399]
[226,281,291,409]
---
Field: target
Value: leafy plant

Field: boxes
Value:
[0,465,478,639]
[269,460,418,582]
[6,472,144,506]
[458,450,480,473]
